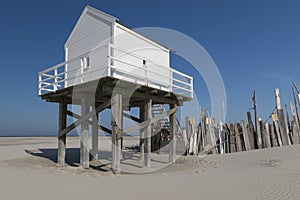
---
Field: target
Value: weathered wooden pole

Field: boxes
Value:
[144,100,152,167]
[58,100,67,166]
[80,98,90,169]
[292,86,300,121]
[264,122,271,148]
[253,90,262,149]
[91,104,99,161]
[290,102,300,144]
[246,111,255,149]
[234,124,242,152]
[111,94,122,174]
[241,120,251,151]
[275,88,289,146]
[169,103,177,163]
[269,123,277,147]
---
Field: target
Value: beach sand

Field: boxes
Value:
[0,136,299,200]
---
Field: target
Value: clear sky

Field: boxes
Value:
[0,0,300,136]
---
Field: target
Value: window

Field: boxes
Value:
[81,56,90,70]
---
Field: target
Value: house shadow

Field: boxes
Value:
[25,148,80,167]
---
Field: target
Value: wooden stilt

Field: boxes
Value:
[58,100,67,166]
[111,94,122,174]
[80,98,89,169]
[91,104,99,161]
[169,103,177,162]
[144,100,152,167]
[139,105,145,160]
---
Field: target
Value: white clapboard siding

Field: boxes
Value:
[113,23,170,90]
[65,11,113,87]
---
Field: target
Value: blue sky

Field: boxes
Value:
[0,0,300,135]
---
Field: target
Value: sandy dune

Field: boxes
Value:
[0,136,299,200]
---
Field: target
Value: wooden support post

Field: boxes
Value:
[234,124,242,152]
[259,120,266,148]
[275,88,289,146]
[169,103,177,162]
[241,120,251,151]
[111,94,122,174]
[219,122,225,154]
[269,123,278,147]
[229,124,236,153]
[144,100,152,167]
[253,90,262,149]
[80,98,89,169]
[273,120,283,146]
[91,105,99,161]
[290,102,300,144]
[139,105,145,160]
[264,122,271,148]
[58,100,67,166]
[246,112,255,149]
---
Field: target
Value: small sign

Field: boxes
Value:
[272,113,278,121]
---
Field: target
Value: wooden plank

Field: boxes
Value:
[259,120,266,148]
[80,98,89,169]
[241,120,251,151]
[144,100,152,167]
[169,104,177,162]
[111,93,122,174]
[234,124,243,152]
[277,109,289,145]
[269,123,277,147]
[273,120,283,146]
[58,100,67,166]
[290,102,300,144]
[58,101,110,138]
[264,122,271,148]
[246,112,255,149]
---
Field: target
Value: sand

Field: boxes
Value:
[0,136,300,200]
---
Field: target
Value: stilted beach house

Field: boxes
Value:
[38,6,193,173]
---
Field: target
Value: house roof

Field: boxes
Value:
[65,6,169,51]
[64,6,118,48]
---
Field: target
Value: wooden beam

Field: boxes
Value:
[144,100,152,167]
[123,112,142,123]
[58,101,110,138]
[58,100,67,166]
[277,109,289,146]
[290,102,300,144]
[66,110,112,134]
[80,98,89,169]
[111,93,122,174]
[234,124,242,152]
[116,107,177,139]
[246,111,255,149]
[241,120,251,151]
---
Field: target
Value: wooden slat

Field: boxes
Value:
[241,120,251,151]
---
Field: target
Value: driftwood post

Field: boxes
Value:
[234,124,242,152]
[111,94,122,174]
[253,91,262,149]
[269,123,278,147]
[58,100,67,166]
[241,120,251,151]
[246,112,255,149]
[290,102,300,144]
[80,98,90,169]
[275,88,289,146]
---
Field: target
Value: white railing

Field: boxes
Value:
[38,43,193,99]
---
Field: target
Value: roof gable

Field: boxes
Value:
[65,6,118,48]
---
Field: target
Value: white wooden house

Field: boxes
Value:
[39,6,193,99]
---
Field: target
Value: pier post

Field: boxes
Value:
[111,94,122,174]
[58,100,67,166]
[144,100,152,168]
[80,98,90,169]
[91,103,99,160]
[169,103,177,163]
[139,105,145,160]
